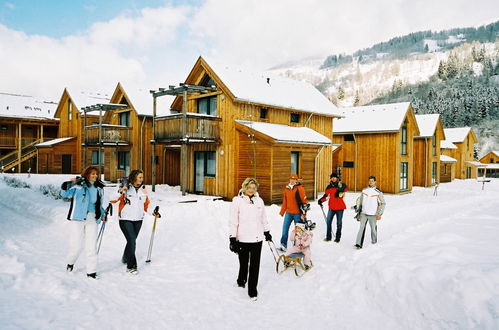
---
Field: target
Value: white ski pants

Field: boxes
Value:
[66,213,98,274]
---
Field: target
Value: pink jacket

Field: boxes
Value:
[229,191,269,243]
[290,229,312,250]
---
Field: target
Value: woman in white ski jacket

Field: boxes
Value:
[111,169,159,274]
[229,178,272,301]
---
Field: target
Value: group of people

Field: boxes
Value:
[229,173,386,300]
[60,166,385,302]
[61,166,160,279]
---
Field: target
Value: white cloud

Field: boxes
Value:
[0,0,498,100]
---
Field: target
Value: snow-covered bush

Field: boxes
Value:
[38,184,64,200]
[2,176,31,189]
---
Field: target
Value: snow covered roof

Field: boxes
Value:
[440,140,458,149]
[67,90,111,111]
[443,127,472,143]
[235,120,331,145]
[415,114,440,137]
[492,151,499,157]
[481,163,499,169]
[35,137,75,147]
[205,58,341,117]
[333,102,411,134]
[0,92,58,120]
[440,155,457,163]
[466,161,486,167]
[120,85,175,116]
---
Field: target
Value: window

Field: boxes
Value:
[206,151,216,176]
[400,162,408,190]
[432,162,437,184]
[466,167,471,179]
[68,102,72,121]
[344,134,355,142]
[290,113,300,123]
[91,150,104,165]
[291,152,299,174]
[401,125,407,155]
[432,133,436,156]
[343,161,354,168]
[118,151,130,172]
[197,96,217,116]
[260,108,268,120]
[119,112,130,127]
[444,164,447,175]
[490,158,494,163]
[199,74,216,88]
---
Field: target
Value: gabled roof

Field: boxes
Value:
[68,90,111,111]
[116,83,174,116]
[443,127,473,143]
[35,137,75,147]
[235,120,331,146]
[492,150,499,157]
[440,140,458,149]
[0,92,57,120]
[333,102,415,134]
[440,155,457,163]
[188,57,341,117]
[415,114,441,137]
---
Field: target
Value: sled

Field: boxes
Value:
[267,241,313,277]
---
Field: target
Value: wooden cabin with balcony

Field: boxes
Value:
[413,114,445,187]
[479,150,499,164]
[0,92,58,173]
[332,102,420,194]
[154,56,342,203]
[101,83,174,183]
[40,89,109,175]
[442,127,478,179]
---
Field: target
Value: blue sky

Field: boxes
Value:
[0,0,497,99]
[0,0,200,37]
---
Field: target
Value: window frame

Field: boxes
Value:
[290,113,300,124]
[400,162,408,190]
[91,150,104,166]
[291,151,300,175]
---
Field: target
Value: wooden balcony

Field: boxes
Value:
[155,113,221,143]
[84,124,131,146]
[0,137,38,148]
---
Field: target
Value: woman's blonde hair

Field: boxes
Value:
[241,177,259,191]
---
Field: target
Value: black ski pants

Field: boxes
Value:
[237,241,263,298]
[119,220,143,270]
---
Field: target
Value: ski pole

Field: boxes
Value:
[146,206,161,263]
[320,205,335,238]
[97,203,113,254]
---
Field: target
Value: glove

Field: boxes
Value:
[264,231,272,242]
[318,199,323,206]
[229,237,239,254]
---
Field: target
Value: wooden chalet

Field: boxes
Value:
[442,127,478,179]
[153,56,342,203]
[38,89,110,175]
[332,102,420,194]
[413,114,445,187]
[0,92,58,173]
[479,150,499,164]
[439,140,458,183]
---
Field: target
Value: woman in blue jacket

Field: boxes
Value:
[61,166,106,278]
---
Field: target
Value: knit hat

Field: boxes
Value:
[289,173,299,179]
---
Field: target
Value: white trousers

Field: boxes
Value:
[66,213,98,274]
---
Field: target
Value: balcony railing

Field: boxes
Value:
[0,137,38,148]
[155,113,221,143]
[84,124,131,146]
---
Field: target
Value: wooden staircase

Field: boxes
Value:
[0,140,41,172]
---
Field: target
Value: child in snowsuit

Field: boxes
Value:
[286,223,312,268]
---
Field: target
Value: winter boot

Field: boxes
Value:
[127,268,139,275]
[66,264,74,272]
[87,273,97,279]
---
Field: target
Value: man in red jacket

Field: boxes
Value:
[318,173,348,243]
[279,174,309,251]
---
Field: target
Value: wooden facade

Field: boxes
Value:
[442,128,478,179]
[439,158,456,183]
[156,57,338,203]
[413,115,445,187]
[479,151,499,164]
[332,104,420,194]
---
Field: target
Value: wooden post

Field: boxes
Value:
[152,96,157,192]
[98,106,103,180]
[353,133,357,191]
[181,90,188,196]
[18,123,21,173]
[40,125,44,142]
[83,110,87,167]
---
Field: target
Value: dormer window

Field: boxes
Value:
[290,113,300,123]
[260,108,268,120]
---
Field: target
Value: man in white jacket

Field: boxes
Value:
[355,176,386,249]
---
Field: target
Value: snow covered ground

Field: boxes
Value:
[1,174,498,329]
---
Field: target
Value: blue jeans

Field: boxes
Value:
[280,213,302,247]
[326,209,344,240]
